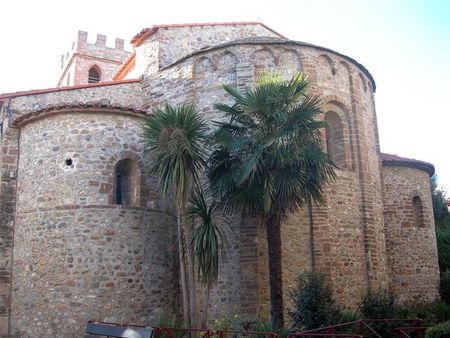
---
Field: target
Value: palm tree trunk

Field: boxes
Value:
[265,213,284,329]
[177,213,191,326]
[201,283,211,328]
[186,239,197,326]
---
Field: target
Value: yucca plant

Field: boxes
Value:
[208,72,336,328]
[188,187,226,327]
[143,104,208,326]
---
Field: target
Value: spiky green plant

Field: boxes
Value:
[143,103,208,326]
[188,187,226,327]
[208,72,336,328]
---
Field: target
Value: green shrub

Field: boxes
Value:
[425,320,450,338]
[436,227,450,271]
[358,289,398,336]
[289,271,341,330]
[359,288,397,319]
[412,300,450,326]
[255,321,289,338]
[441,271,450,304]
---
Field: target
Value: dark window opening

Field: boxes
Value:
[114,159,141,206]
[116,174,123,204]
[88,67,101,83]
[413,196,424,227]
[325,111,346,168]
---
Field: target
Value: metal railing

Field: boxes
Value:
[149,318,425,338]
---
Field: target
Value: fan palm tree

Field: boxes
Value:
[188,186,226,327]
[208,72,336,328]
[143,104,208,326]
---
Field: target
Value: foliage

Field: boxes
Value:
[143,103,208,209]
[255,321,289,338]
[209,72,336,327]
[143,103,208,326]
[188,187,226,285]
[404,300,450,327]
[436,226,450,272]
[358,288,397,319]
[425,320,450,338]
[289,271,342,331]
[208,72,335,218]
[209,314,240,331]
[441,271,450,304]
[358,289,398,336]
[431,175,450,226]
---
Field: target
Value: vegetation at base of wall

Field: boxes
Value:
[358,288,396,319]
[397,300,450,327]
[289,271,342,331]
[425,320,450,338]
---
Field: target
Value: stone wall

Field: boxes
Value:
[383,165,440,304]
[0,104,19,337]
[0,23,441,335]
[10,111,177,336]
[144,38,383,317]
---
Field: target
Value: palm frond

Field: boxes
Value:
[188,187,226,285]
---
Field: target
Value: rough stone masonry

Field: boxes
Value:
[0,22,440,337]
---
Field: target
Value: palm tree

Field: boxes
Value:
[143,104,208,326]
[188,187,226,327]
[208,72,336,328]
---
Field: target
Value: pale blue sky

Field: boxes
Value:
[1,0,449,189]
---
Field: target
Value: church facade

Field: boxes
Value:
[0,22,440,336]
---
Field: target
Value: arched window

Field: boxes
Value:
[412,196,424,227]
[88,66,101,83]
[324,111,346,168]
[114,159,141,206]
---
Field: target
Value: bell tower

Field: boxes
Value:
[57,31,130,87]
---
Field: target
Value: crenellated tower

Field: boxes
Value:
[57,31,130,87]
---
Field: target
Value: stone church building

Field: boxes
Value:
[0,22,440,336]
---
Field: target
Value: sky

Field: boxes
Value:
[0,0,449,190]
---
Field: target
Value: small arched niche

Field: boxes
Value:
[88,66,101,83]
[412,196,424,227]
[114,158,142,207]
[324,111,346,168]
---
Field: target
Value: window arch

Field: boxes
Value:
[114,158,141,206]
[324,111,346,168]
[412,196,424,227]
[88,66,101,83]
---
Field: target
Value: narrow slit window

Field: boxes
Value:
[114,159,141,207]
[412,196,424,227]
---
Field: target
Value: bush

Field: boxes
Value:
[289,271,341,330]
[411,300,450,326]
[425,320,450,338]
[358,289,398,336]
[359,288,397,319]
[440,271,450,304]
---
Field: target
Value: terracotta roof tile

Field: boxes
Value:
[381,152,435,176]
[130,22,285,46]
[113,52,136,80]
[12,100,149,127]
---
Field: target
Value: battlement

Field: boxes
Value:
[58,31,130,87]
[60,31,127,70]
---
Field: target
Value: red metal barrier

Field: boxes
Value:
[154,327,213,338]
[151,319,425,338]
[216,330,277,338]
[292,318,424,338]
